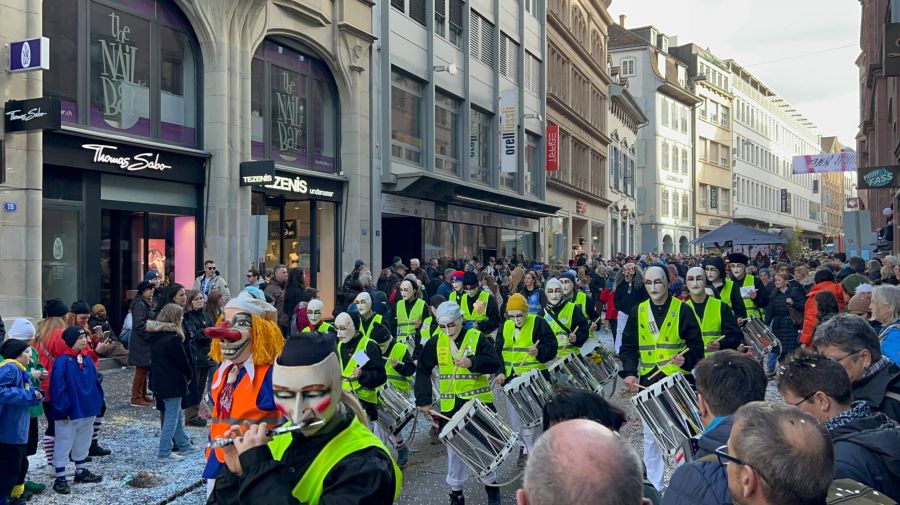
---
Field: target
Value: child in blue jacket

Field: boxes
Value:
[0,338,43,505]
[49,327,104,495]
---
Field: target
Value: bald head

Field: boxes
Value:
[518,420,643,505]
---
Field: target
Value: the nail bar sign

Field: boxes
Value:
[82,143,173,172]
[4,97,61,133]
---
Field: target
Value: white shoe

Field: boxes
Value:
[158,453,185,462]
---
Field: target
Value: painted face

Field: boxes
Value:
[704,265,721,283]
[644,267,668,303]
[686,267,706,296]
[437,319,462,339]
[306,299,324,326]
[508,310,527,329]
[335,313,357,343]
[560,278,575,296]
[730,263,746,278]
[273,384,337,435]
[219,309,253,363]
[546,279,563,306]
[452,280,462,292]
[465,284,480,297]
[400,281,415,301]
[353,293,372,316]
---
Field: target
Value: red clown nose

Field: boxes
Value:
[204,320,243,342]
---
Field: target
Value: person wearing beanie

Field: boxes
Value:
[49,327,103,494]
[331,311,386,428]
[0,336,43,505]
[493,292,557,467]
[558,269,599,327]
[700,256,747,320]
[128,280,157,408]
[545,278,590,357]
[209,332,401,504]
[847,285,875,319]
[68,301,114,458]
[724,252,768,322]
[451,270,501,337]
[43,298,69,319]
[413,295,446,362]
[800,268,846,347]
[414,301,502,505]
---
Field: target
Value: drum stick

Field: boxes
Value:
[646,346,691,381]
[423,410,453,422]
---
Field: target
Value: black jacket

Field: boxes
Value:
[209,409,397,505]
[358,315,392,346]
[663,417,734,505]
[184,309,215,368]
[337,335,386,420]
[708,280,748,320]
[687,297,742,351]
[493,316,557,378]
[127,298,155,367]
[88,315,117,341]
[147,321,193,399]
[765,286,804,358]
[730,273,770,314]
[830,410,900,501]
[854,362,900,423]
[614,280,648,316]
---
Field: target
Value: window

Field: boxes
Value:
[524,52,541,94]
[627,157,635,197]
[709,142,719,166]
[681,148,688,174]
[721,188,730,212]
[525,0,539,18]
[470,11,495,68]
[662,142,670,170]
[391,71,425,165]
[621,58,635,77]
[469,108,491,184]
[435,0,446,37]
[435,91,461,175]
[699,137,707,161]
[610,146,620,191]
[661,189,670,217]
[591,150,604,197]
[699,184,708,210]
[661,97,669,126]
[671,145,678,173]
[720,144,729,167]
[681,192,689,218]
[526,133,540,195]
[394,0,426,26]
[500,34,519,82]
[448,0,464,46]
[720,105,729,128]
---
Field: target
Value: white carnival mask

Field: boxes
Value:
[705,265,721,283]
[560,277,575,296]
[273,353,342,436]
[306,299,324,326]
[644,266,668,304]
[335,312,357,343]
[546,279,563,306]
[400,281,415,301]
[686,267,707,297]
[730,264,746,279]
[452,280,462,292]
[354,293,372,316]
[508,310,526,329]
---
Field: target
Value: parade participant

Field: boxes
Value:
[452,271,501,337]
[619,266,704,492]
[353,293,392,347]
[393,280,427,348]
[203,292,285,490]
[301,299,333,334]
[559,270,599,330]
[381,323,415,467]
[492,293,557,467]
[701,257,747,320]
[69,301,112,457]
[414,295,445,361]
[723,253,768,322]
[614,262,648,353]
[334,311,387,426]
[414,301,502,505]
[0,338,43,505]
[209,332,401,505]
[544,278,589,358]
[448,271,465,303]
[684,267,743,356]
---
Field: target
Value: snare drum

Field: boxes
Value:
[580,341,618,387]
[503,370,546,428]
[742,316,780,360]
[439,399,520,479]
[377,383,416,436]
[630,374,703,456]
[549,353,603,393]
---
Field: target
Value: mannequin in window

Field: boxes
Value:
[289,241,300,268]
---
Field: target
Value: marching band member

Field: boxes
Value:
[381,331,415,468]
[701,256,747,320]
[619,266,704,492]
[544,279,589,357]
[492,293,557,467]
[353,293,392,347]
[203,292,285,493]
[723,252,768,322]
[333,312,386,428]
[209,331,401,505]
[684,267,743,356]
[300,299,334,334]
[559,270,599,330]
[393,280,427,348]
[414,301,502,505]
[451,271,501,337]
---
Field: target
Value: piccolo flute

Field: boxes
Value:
[209,419,327,448]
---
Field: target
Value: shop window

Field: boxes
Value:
[44,0,201,146]
[435,91,461,176]
[470,107,492,185]
[391,71,425,165]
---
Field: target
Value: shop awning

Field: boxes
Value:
[384,172,561,218]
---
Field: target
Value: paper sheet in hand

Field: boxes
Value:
[352,350,370,367]
[740,286,755,298]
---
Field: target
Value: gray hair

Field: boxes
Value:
[872,284,900,325]
[813,313,883,361]
[410,258,420,267]
[358,273,373,288]
[523,423,643,505]
[733,402,833,505]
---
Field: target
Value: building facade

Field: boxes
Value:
[607,77,647,256]
[728,60,824,248]
[820,137,848,249]
[609,21,700,254]
[1,0,376,320]
[374,0,556,268]
[544,0,614,261]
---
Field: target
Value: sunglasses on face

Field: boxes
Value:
[207,266,217,270]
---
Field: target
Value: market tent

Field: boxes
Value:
[691,222,787,247]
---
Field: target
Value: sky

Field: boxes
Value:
[613,0,861,149]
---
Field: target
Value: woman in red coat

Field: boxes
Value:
[800,269,846,347]
[598,279,618,337]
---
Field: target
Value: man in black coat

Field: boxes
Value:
[701,256,747,320]
[612,262,648,353]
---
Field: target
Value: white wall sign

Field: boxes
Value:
[82,144,173,172]
[499,89,518,174]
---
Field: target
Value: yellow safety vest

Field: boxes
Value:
[268,417,402,505]
[436,328,493,412]
[544,302,578,356]
[360,314,384,342]
[686,297,724,357]
[384,342,412,393]
[338,336,378,404]
[717,278,737,309]
[419,316,434,346]
[738,275,763,320]
[637,298,689,377]
[302,321,333,334]
[573,291,589,319]
[501,315,548,377]
[395,298,426,341]
[451,291,490,322]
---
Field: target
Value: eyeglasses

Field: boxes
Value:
[246,274,254,278]
[715,445,771,483]
[830,349,861,363]
[791,391,817,407]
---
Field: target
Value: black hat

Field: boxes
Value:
[277,332,337,367]
[814,269,835,284]
[429,294,446,309]
[701,257,726,275]
[727,253,749,265]
[62,326,85,348]
[70,300,91,315]
[137,280,153,293]
[44,298,69,318]
[0,339,29,360]
[462,271,479,288]
[346,311,361,331]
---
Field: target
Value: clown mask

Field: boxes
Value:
[705,265,721,284]
[272,354,342,436]
[400,280,415,302]
[354,293,372,317]
[644,267,668,304]
[436,301,463,340]
[218,309,254,363]
[686,267,707,297]
[546,279,563,306]
[334,313,357,344]
[306,299,324,326]
[730,263,746,279]
[452,280,463,292]
[508,310,527,329]
[559,277,575,296]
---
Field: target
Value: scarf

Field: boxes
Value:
[860,356,894,382]
[825,401,872,432]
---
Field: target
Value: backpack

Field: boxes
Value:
[828,479,897,504]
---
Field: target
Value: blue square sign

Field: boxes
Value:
[3,201,17,212]
[9,38,50,73]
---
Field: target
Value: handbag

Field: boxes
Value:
[787,304,804,326]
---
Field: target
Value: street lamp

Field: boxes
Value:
[433,63,459,75]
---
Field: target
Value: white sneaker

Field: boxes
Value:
[158,453,185,462]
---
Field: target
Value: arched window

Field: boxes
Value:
[44,0,201,146]
[663,235,674,254]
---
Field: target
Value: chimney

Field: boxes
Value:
[619,14,626,28]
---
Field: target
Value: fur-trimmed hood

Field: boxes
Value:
[146,320,181,333]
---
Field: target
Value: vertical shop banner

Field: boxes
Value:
[546,124,559,171]
[499,89,518,173]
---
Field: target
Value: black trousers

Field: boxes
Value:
[0,442,27,498]
[26,417,38,456]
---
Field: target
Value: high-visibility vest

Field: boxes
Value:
[451,291,490,322]
[395,298,426,341]
[686,297,724,357]
[717,279,737,309]
[338,336,378,404]
[302,321,333,334]
[573,291,589,319]
[419,316,434,346]
[721,275,762,319]
[359,314,384,342]
[501,315,548,377]
[268,416,402,505]
[637,298,689,377]
[544,302,578,356]
[436,328,493,412]
[384,342,412,393]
